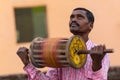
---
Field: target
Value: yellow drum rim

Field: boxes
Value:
[66,35,87,69]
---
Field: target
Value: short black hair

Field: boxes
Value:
[73,7,94,23]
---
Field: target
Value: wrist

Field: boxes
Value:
[23,61,30,67]
[92,61,102,71]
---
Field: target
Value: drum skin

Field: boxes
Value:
[66,35,87,69]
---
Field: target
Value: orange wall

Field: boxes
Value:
[0,0,120,75]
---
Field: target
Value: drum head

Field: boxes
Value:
[66,35,87,69]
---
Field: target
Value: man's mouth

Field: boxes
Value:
[70,26,79,31]
[70,22,80,27]
[71,24,78,27]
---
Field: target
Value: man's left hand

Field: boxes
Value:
[90,45,106,71]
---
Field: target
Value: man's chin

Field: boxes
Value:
[70,30,79,35]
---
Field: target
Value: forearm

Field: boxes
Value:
[91,54,110,80]
[92,68,106,80]
[24,63,49,80]
[92,61,102,71]
[24,63,58,80]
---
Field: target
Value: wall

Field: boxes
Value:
[0,0,120,75]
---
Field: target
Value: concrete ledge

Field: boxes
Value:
[0,74,27,80]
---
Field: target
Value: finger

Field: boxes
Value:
[21,47,28,51]
[91,46,97,51]
[17,47,28,55]
[99,45,107,55]
[24,47,29,54]
[103,44,106,50]
[91,46,98,54]
[100,45,104,54]
[98,45,103,50]
[17,47,22,54]
[91,45,103,54]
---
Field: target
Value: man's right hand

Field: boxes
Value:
[17,47,30,66]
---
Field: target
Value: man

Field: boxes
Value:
[17,7,109,80]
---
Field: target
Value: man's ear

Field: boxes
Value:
[89,26,92,30]
[90,23,93,29]
[89,23,93,31]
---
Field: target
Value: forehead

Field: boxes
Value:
[71,10,87,16]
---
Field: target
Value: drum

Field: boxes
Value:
[29,37,70,68]
[66,35,87,68]
[29,35,113,68]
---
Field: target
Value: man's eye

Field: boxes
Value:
[70,15,74,19]
[78,16,82,19]
[77,15,84,19]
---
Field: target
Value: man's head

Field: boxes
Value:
[69,7,94,35]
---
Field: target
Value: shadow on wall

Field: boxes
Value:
[0,67,120,80]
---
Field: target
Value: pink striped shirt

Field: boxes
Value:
[24,39,110,80]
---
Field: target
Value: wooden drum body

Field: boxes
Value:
[30,37,70,68]
[29,35,87,69]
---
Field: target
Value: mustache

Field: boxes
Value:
[70,21,80,27]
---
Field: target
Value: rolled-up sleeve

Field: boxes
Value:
[92,54,110,80]
[24,63,59,80]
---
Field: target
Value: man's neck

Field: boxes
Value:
[76,33,89,43]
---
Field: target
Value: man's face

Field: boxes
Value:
[69,10,92,35]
